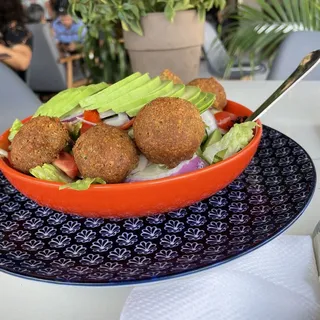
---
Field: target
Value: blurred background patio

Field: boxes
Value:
[0,0,319,103]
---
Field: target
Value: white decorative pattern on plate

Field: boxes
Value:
[0,126,316,285]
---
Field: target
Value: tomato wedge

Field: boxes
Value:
[0,131,10,152]
[53,152,79,179]
[214,111,237,131]
[80,110,101,135]
[119,118,135,130]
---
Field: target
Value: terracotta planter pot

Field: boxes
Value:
[123,10,204,83]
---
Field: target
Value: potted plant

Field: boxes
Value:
[71,0,226,83]
[70,2,132,84]
[221,0,320,77]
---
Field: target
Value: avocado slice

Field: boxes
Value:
[81,82,108,97]
[189,91,203,104]
[191,92,207,108]
[106,76,164,113]
[126,81,176,117]
[180,86,201,101]
[80,72,147,110]
[202,129,222,150]
[34,87,79,116]
[83,73,150,111]
[115,83,186,115]
[198,93,215,113]
[34,83,108,118]
[113,80,173,114]
[165,84,185,97]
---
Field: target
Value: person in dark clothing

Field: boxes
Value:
[0,0,33,82]
[26,3,46,24]
[49,0,68,16]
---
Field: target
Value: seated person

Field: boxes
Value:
[0,0,33,82]
[26,3,46,24]
[52,11,87,53]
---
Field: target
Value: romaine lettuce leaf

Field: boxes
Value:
[66,121,82,141]
[202,121,258,164]
[8,119,23,142]
[30,164,72,183]
[59,177,106,191]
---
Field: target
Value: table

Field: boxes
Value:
[1,81,320,320]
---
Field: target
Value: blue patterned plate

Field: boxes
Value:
[0,126,316,286]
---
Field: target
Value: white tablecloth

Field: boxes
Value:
[121,236,320,320]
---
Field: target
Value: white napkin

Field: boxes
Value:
[121,236,320,320]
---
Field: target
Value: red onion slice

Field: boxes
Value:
[201,110,218,136]
[0,149,8,158]
[126,155,208,182]
[76,117,97,126]
[104,113,129,127]
[99,110,116,119]
[130,154,149,175]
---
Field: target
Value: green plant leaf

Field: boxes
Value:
[89,25,99,38]
[121,20,129,31]
[301,0,311,30]
[164,3,175,22]
[68,0,226,84]
[268,0,289,22]
[291,0,301,24]
[221,0,320,76]
[256,0,281,22]
[174,2,193,11]
[130,5,140,19]
[213,0,226,10]
[198,5,206,22]
[282,0,295,22]
[127,19,144,36]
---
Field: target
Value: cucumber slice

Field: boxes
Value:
[213,149,227,163]
[201,130,208,145]
[202,129,222,150]
[196,147,204,158]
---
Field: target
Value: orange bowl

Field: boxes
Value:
[0,101,262,218]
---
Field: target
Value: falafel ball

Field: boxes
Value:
[133,97,205,168]
[10,116,69,173]
[73,123,139,184]
[188,77,227,110]
[159,69,184,84]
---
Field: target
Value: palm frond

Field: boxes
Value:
[221,0,320,78]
